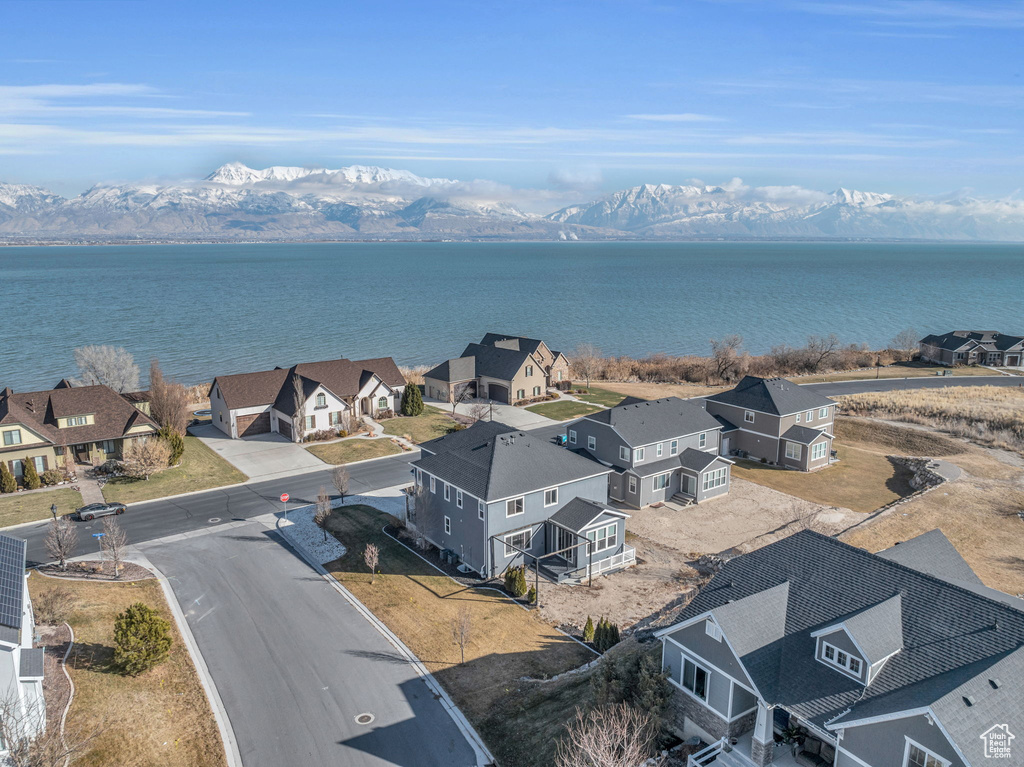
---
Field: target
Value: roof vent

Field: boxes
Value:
[963,695,976,707]
[990,678,1001,689]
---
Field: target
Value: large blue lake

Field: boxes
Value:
[1,241,1022,391]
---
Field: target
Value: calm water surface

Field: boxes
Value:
[1,241,1022,390]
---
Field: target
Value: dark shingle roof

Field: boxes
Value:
[0,384,159,453]
[459,343,530,382]
[667,530,1024,742]
[419,420,516,455]
[19,648,44,679]
[412,426,611,501]
[824,594,904,666]
[781,425,831,445]
[630,456,686,478]
[705,376,835,416]
[480,333,546,357]
[548,498,625,533]
[921,331,1024,352]
[424,356,476,383]
[0,534,25,633]
[712,414,738,432]
[582,397,721,445]
[678,447,725,473]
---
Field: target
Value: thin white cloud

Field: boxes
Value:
[790,0,1024,29]
[625,113,725,122]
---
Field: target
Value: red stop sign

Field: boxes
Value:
[280,493,289,503]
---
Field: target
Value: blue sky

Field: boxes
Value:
[2,0,1023,198]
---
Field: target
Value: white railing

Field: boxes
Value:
[688,737,727,767]
[567,544,636,580]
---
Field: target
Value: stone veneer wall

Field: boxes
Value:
[666,689,758,741]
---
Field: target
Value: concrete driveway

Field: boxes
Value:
[425,397,558,429]
[140,520,481,767]
[190,423,327,480]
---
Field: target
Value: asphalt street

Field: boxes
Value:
[21,451,418,565]
[141,522,480,767]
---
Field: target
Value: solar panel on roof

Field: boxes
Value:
[0,535,27,631]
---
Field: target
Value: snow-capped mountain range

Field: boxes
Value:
[2,163,1023,242]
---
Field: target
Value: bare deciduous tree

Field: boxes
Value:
[555,704,659,767]
[101,517,128,579]
[148,360,189,435]
[70,345,140,393]
[450,382,472,414]
[292,373,306,443]
[710,335,744,381]
[122,438,171,480]
[314,485,331,542]
[569,343,602,389]
[451,604,472,664]
[363,543,380,584]
[331,465,350,503]
[0,691,99,767]
[805,334,840,372]
[890,328,919,361]
[44,516,78,571]
[466,402,490,423]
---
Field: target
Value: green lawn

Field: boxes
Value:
[572,386,626,408]
[323,505,593,767]
[102,435,248,505]
[307,437,403,464]
[380,405,454,444]
[524,400,603,421]
[0,487,84,528]
[731,443,915,513]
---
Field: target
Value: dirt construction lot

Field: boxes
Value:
[538,478,860,631]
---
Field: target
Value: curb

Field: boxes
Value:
[272,513,494,767]
[135,553,244,767]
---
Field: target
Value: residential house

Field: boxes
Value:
[704,376,837,471]
[423,333,569,404]
[209,357,406,441]
[919,331,1024,368]
[0,535,46,751]
[0,381,160,480]
[568,397,733,508]
[657,529,1024,767]
[409,420,634,582]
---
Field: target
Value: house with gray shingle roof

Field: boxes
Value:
[656,529,1024,767]
[423,333,569,405]
[409,420,633,582]
[704,376,837,471]
[0,535,46,745]
[209,357,406,441]
[568,397,734,507]
[919,331,1023,368]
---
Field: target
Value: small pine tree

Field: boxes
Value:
[21,457,41,490]
[401,385,425,417]
[158,425,185,465]
[526,585,536,604]
[610,621,621,647]
[504,566,517,594]
[583,616,595,643]
[513,566,529,598]
[594,617,606,652]
[0,462,15,494]
[113,602,173,675]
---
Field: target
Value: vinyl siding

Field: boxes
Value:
[837,714,965,767]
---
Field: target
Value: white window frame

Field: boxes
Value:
[699,432,707,448]
[456,489,463,508]
[785,442,802,460]
[812,441,828,461]
[619,446,630,462]
[680,654,710,702]
[444,516,451,535]
[430,475,436,494]
[516,389,526,400]
[525,365,534,377]
[478,500,485,520]
[378,396,388,410]
[586,523,618,552]
[532,386,541,396]
[821,640,862,676]
[656,443,663,457]
[587,435,596,451]
[903,739,950,767]
[805,410,813,422]
[653,472,670,491]
[316,393,326,408]
[543,487,558,507]
[628,475,637,494]
[819,407,829,419]
[744,410,754,423]
[702,467,727,492]
[2,430,21,446]
[705,620,722,641]
[503,528,532,557]
[415,469,423,486]
[443,483,451,502]
[569,429,577,445]
[795,412,801,423]
[634,447,645,462]
[506,496,524,517]
[32,456,46,473]
[670,439,678,456]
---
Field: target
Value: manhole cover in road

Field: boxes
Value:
[208,518,221,524]
[355,713,375,726]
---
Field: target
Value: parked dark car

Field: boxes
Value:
[74,502,127,521]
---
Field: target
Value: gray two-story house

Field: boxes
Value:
[919,331,1024,368]
[705,376,837,471]
[657,529,1024,767]
[568,397,734,508]
[409,421,634,582]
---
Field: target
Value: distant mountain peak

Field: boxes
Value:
[204,162,458,188]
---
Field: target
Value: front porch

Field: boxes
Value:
[688,733,828,767]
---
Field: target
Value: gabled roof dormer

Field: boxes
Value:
[811,594,903,685]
